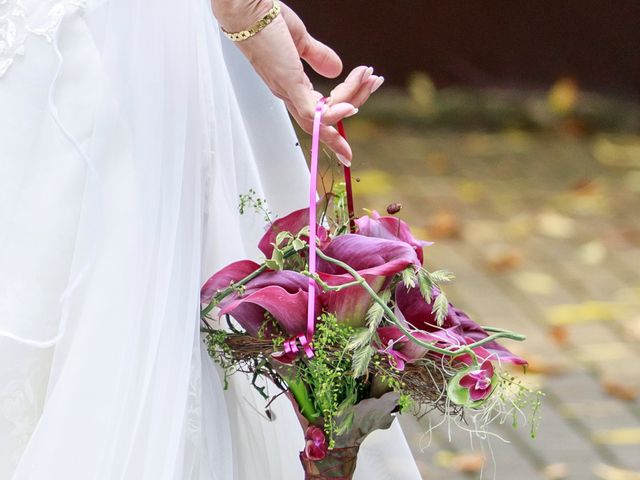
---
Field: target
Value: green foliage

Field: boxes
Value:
[238,189,273,223]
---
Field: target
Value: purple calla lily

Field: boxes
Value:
[201,260,260,304]
[314,235,421,326]
[395,285,527,366]
[355,211,432,264]
[258,203,330,258]
[304,426,328,461]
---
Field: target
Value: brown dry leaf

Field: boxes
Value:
[549,325,570,346]
[548,77,579,115]
[451,452,485,473]
[594,464,640,480]
[512,271,558,295]
[544,463,570,480]
[425,211,461,239]
[537,210,576,239]
[485,247,523,273]
[592,428,640,445]
[520,353,567,376]
[424,152,450,175]
[571,178,602,196]
[601,378,639,402]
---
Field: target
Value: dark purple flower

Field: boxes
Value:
[258,203,330,258]
[355,211,432,264]
[459,360,495,401]
[304,426,328,461]
[395,284,527,366]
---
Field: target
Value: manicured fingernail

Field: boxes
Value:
[371,76,385,93]
[336,154,351,167]
[365,66,374,76]
[346,107,359,117]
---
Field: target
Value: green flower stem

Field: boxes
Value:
[314,249,526,358]
[287,376,320,422]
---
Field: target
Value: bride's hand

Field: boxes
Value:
[211,0,384,165]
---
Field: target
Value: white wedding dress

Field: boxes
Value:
[0,0,423,478]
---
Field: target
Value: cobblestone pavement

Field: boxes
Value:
[306,121,640,479]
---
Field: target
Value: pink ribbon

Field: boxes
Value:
[283,97,327,359]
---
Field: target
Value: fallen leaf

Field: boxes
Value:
[592,136,640,169]
[407,71,436,113]
[593,463,640,480]
[592,428,640,445]
[425,152,450,175]
[577,241,607,265]
[537,210,576,239]
[512,271,558,295]
[452,452,485,473]
[519,353,567,376]
[623,316,640,342]
[457,180,485,204]
[571,178,602,196]
[623,170,640,193]
[601,378,639,402]
[547,302,624,326]
[425,211,461,239]
[485,246,523,273]
[549,325,570,346]
[548,77,578,115]
[544,463,570,480]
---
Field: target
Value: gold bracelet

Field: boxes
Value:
[221,1,281,42]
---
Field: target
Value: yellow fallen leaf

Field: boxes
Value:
[548,77,578,115]
[624,171,640,193]
[457,180,485,204]
[593,463,640,480]
[537,210,576,238]
[572,343,631,363]
[592,136,640,168]
[512,271,558,295]
[592,428,640,445]
[547,302,625,326]
[577,241,607,265]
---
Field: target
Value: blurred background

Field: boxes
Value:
[290,1,640,479]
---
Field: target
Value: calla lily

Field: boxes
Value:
[317,234,421,277]
[315,235,421,326]
[355,211,432,264]
[207,268,320,337]
[258,202,330,258]
[200,259,260,304]
[376,326,453,370]
[395,285,527,366]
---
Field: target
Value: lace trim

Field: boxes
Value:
[0,0,86,77]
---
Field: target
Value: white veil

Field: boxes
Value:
[0,0,422,478]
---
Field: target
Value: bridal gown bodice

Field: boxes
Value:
[0,0,423,478]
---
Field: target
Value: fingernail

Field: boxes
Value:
[346,107,359,117]
[371,76,385,93]
[336,154,351,167]
[365,66,374,76]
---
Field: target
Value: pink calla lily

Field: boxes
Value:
[200,259,260,304]
[355,211,432,264]
[317,273,386,327]
[395,285,527,366]
[258,203,330,258]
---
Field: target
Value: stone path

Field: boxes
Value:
[308,124,640,479]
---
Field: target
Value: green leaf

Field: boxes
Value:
[352,345,374,378]
[433,291,449,326]
[401,267,417,289]
[429,269,455,284]
[275,230,292,247]
[292,238,306,251]
[347,328,371,351]
[418,268,433,303]
[365,289,390,334]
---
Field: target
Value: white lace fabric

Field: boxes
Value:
[0,0,85,77]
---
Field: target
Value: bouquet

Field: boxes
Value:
[200,104,540,479]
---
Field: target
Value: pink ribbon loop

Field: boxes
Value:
[283,97,328,361]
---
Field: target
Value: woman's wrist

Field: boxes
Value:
[212,0,274,33]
